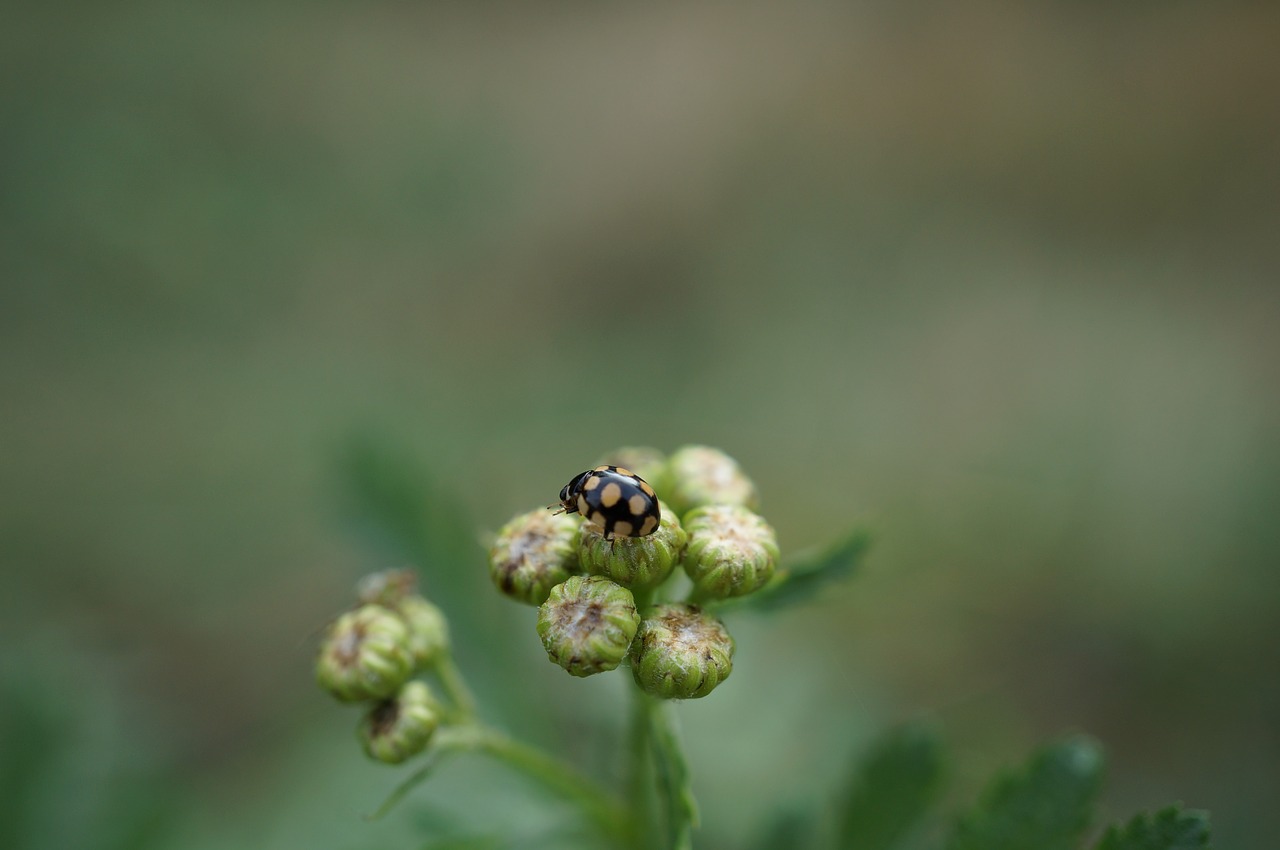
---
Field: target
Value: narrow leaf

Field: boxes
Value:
[367,748,461,821]
[1094,805,1212,850]
[739,529,871,612]
[948,735,1105,850]
[836,721,945,850]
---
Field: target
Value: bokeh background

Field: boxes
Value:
[3,2,1278,848]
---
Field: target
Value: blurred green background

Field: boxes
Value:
[3,1,1278,848]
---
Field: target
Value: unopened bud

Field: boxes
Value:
[489,509,581,605]
[316,604,415,702]
[630,604,734,699]
[358,681,440,764]
[396,595,450,670]
[536,576,640,677]
[579,501,686,591]
[665,446,759,517]
[683,505,779,599]
[355,569,419,607]
[596,447,671,499]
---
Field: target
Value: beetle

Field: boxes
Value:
[553,466,660,540]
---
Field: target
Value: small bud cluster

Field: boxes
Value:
[316,569,453,764]
[488,446,780,699]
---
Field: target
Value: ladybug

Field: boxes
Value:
[554,466,661,540]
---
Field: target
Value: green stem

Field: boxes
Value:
[433,653,477,720]
[373,723,628,838]
[468,725,629,840]
[628,682,658,850]
[647,698,698,850]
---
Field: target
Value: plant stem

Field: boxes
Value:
[628,681,657,850]
[623,586,658,849]
[435,658,622,837]
[647,698,698,850]
[374,657,625,839]
[433,653,477,720]
[369,721,627,839]
[466,725,629,840]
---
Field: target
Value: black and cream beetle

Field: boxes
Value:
[554,466,661,540]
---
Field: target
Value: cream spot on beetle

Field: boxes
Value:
[614,466,633,477]
[600,482,622,507]
[577,495,590,514]
[639,515,658,535]
[612,520,633,537]
[639,481,655,497]
[583,475,601,491]
[629,494,647,515]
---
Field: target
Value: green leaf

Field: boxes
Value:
[836,721,945,850]
[648,699,699,850]
[731,528,871,613]
[1093,805,1212,850]
[948,735,1105,850]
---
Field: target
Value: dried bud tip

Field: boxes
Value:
[356,569,420,606]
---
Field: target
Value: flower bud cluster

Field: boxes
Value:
[488,446,781,699]
[316,570,451,764]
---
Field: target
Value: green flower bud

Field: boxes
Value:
[316,604,415,702]
[489,509,581,605]
[630,604,734,699]
[352,570,451,670]
[595,447,671,498]
[683,505,779,599]
[355,568,419,607]
[396,595,450,670]
[358,681,440,764]
[666,445,759,517]
[579,501,686,590]
[536,576,640,677]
